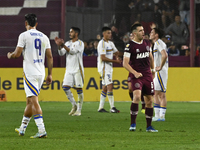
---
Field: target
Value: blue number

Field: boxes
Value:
[35,39,41,56]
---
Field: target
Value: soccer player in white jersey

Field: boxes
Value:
[97,27,121,113]
[54,27,84,116]
[150,27,168,121]
[7,14,53,138]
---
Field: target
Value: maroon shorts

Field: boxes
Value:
[131,75,154,95]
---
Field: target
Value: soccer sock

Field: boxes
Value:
[34,114,45,133]
[145,107,153,128]
[63,87,76,106]
[107,92,114,108]
[160,106,167,119]
[141,96,145,109]
[154,103,160,118]
[77,89,83,111]
[20,116,31,131]
[98,91,107,110]
[130,103,138,125]
[129,92,133,100]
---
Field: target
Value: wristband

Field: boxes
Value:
[60,43,65,47]
[151,68,155,72]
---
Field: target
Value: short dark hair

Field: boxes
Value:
[130,23,142,32]
[153,27,164,39]
[102,27,111,32]
[71,27,81,35]
[25,14,37,27]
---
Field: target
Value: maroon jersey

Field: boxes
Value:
[124,39,151,79]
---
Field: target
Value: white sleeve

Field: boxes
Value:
[98,40,106,55]
[58,48,66,56]
[17,33,25,48]
[45,36,51,49]
[157,41,166,52]
[111,42,118,53]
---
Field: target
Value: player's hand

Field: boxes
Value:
[7,52,12,59]
[46,75,52,85]
[155,66,162,71]
[134,72,143,78]
[115,59,122,64]
[54,37,64,46]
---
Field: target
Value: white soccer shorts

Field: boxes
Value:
[23,74,45,97]
[153,70,168,92]
[63,70,84,88]
[99,71,113,86]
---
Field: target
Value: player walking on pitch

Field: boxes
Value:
[54,27,84,116]
[7,14,53,138]
[150,28,168,121]
[97,27,121,113]
[123,23,158,132]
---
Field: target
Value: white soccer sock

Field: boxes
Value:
[77,90,84,111]
[34,114,45,133]
[20,116,31,131]
[154,103,160,118]
[63,87,76,106]
[107,92,114,109]
[160,107,166,119]
[98,91,106,110]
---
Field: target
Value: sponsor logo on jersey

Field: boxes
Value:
[136,49,140,52]
[126,44,130,47]
[146,46,150,51]
[136,52,149,59]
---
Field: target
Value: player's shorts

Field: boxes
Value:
[23,74,45,97]
[153,70,168,92]
[131,75,154,95]
[99,71,113,86]
[63,70,84,88]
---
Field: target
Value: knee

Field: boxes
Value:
[145,98,153,107]
[133,95,141,103]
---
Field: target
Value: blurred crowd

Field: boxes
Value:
[82,0,200,57]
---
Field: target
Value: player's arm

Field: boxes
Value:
[101,54,121,64]
[55,37,70,52]
[7,47,23,59]
[123,52,142,78]
[149,52,155,78]
[45,48,53,85]
[156,50,168,71]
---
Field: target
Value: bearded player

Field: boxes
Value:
[123,23,158,132]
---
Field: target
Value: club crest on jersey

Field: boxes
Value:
[146,46,150,51]
[136,52,150,59]
[136,49,140,53]
[135,83,140,88]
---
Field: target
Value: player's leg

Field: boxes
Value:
[158,91,167,121]
[106,72,120,113]
[98,84,108,112]
[130,89,141,131]
[141,94,145,114]
[144,95,158,132]
[62,72,77,115]
[152,91,161,121]
[72,71,84,116]
[128,81,133,100]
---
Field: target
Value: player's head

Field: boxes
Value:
[130,23,144,41]
[102,27,112,41]
[25,14,37,27]
[150,27,164,41]
[69,27,80,39]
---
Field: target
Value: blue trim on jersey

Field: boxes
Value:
[24,74,39,96]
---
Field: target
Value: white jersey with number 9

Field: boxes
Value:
[17,29,51,76]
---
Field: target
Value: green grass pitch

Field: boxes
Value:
[0,101,200,150]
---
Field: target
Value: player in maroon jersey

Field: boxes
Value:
[123,23,158,132]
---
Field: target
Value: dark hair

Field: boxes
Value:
[25,14,37,27]
[130,23,142,32]
[153,27,164,39]
[71,27,81,35]
[102,27,111,32]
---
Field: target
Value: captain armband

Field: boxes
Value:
[124,52,131,58]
